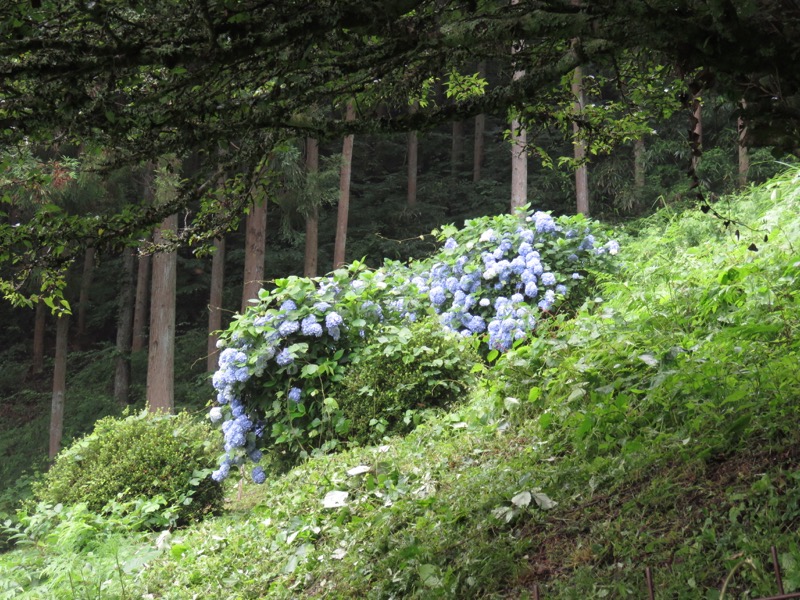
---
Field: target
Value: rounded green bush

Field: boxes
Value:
[34,411,224,525]
[337,318,480,443]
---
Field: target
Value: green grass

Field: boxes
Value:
[3,168,800,598]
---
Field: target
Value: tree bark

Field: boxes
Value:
[114,247,135,406]
[207,236,225,372]
[473,60,487,183]
[146,212,177,414]
[241,194,267,312]
[131,247,151,352]
[451,120,464,178]
[573,65,589,216]
[634,137,646,192]
[333,102,356,269]
[690,91,703,177]
[407,108,418,207]
[510,2,527,213]
[738,100,749,188]
[76,246,95,345]
[304,137,320,277]
[32,299,46,374]
[49,314,70,459]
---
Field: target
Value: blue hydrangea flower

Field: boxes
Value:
[556,284,567,295]
[531,211,556,233]
[301,315,323,337]
[579,234,595,250]
[288,387,302,402]
[444,237,458,250]
[249,449,263,462]
[278,320,300,337]
[211,462,230,482]
[280,299,297,312]
[429,286,446,305]
[541,272,556,287]
[467,315,486,333]
[252,466,266,484]
[325,312,343,329]
[230,400,245,418]
[209,407,223,423]
[276,348,293,366]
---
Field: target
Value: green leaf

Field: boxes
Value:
[301,364,319,377]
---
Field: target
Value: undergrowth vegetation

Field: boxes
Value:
[2,168,800,598]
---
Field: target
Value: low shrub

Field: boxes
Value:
[336,318,480,443]
[33,411,224,526]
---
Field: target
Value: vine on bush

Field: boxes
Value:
[209,208,619,483]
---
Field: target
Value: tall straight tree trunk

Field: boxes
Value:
[634,137,646,192]
[510,0,527,212]
[241,194,267,312]
[304,138,320,277]
[32,299,46,374]
[114,247,135,406]
[689,91,703,179]
[738,100,749,188]
[473,113,485,183]
[76,246,95,345]
[407,104,419,206]
[473,61,487,183]
[207,236,226,372]
[131,245,151,352]
[333,102,356,269]
[573,65,589,215]
[147,212,177,414]
[451,120,464,178]
[49,314,70,459]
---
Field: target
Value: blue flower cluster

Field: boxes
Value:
[207,269,401,483]
[406,210,608,351]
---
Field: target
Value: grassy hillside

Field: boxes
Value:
[2,168,800,599]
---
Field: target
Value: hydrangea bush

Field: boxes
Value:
[208,208,619,484]
[407,210,619,354]
[210,262,409,481]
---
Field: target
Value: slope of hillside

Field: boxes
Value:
[2,168,800,599]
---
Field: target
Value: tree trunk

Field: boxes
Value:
[304,137,320,277]
[573,65,589,216]
[241,194,267,313]
[146,212,177,414]
[634,137,646,192]
[689,91,703,178]
[49,314,70,459]
[738,100,749,188]
[473,61,487,184]
[114,247,136,406]
[32,299,46,374]
[333,102,356,269]
[131,247,151,352]
[407,112,418,207]
[510,3,527,212]
[207,236,226,372]
[451,120,464,178]
[76,246,95,345]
